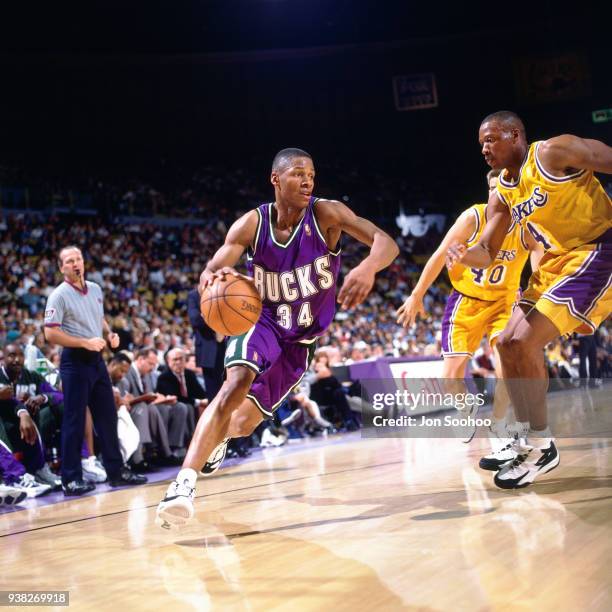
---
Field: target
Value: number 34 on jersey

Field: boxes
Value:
[276,302,313,330]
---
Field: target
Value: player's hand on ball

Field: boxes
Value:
[199,268,217,292]
[396,295,426,328]
[338,263,375,309]
[213,267,253,283]
[446,242,467,270]
[199,267,248,292]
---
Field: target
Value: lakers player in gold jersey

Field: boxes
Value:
[447,110,612,489]
[398,170,542,461]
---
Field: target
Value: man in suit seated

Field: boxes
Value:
[187,288,226,402]
[156,348,208,438]
[117,349,188,466]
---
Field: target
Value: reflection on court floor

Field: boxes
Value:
[1,387,610,611]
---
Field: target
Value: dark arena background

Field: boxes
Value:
[0,2,611,611]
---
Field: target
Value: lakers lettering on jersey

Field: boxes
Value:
[448,203,529,302]
[495,141,611,336]
[496,141,611,255]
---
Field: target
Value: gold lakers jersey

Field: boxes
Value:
[496,141,611,255]
[449,203,529,301]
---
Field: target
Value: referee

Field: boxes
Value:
[44,245,147,495]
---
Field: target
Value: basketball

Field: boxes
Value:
[200,275,262,336]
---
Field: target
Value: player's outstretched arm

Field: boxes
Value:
[199,210,258,291]
[397,209,476,328]
[447,192,510,270]
[315,199,399,309]
[538,134,612,175]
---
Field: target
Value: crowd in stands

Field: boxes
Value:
[0,160,450,223]
[0,211,452,362]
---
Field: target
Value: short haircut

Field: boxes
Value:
[486,168,501,184]
[135,347,156,360]
[167,347,186,360]
[109,353,131,366]
[3,343,23,355]
[480,110,526,137]
[271,148,312,173]
[58,245,82,266]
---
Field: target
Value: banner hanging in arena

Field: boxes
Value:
[514,52,591,105]
[392,73,438,111]
[395,209,446,237]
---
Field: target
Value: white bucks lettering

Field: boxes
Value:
[15,384,38,398]
[253,255,333,330]
[253,255,333,302]
[511,186,548,224]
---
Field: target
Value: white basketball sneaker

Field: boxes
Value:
[13,473,52,498]
[494,440,559,489]
[156,478,196,529]
[200,438,229,476]
[0,483,27,506]
[34,463,62,489]
[479,437,517,471]
[81,456,107,483]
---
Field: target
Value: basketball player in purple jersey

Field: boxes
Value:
[157,148,399,527]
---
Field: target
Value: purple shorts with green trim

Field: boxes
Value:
[224,317,317,417]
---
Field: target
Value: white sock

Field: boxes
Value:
[176,468,198,488]
[490,417,508,438]
[507,420,530,441]
[528,427,553,448]
[517,421,530,437]
[493,416,507,428]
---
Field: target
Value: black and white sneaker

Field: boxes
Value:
[156,478,196,529]
[494,440,559,489]
[0,483,27,506]
[200,438,229,476]
[479,438,517,471]
[15,473,52,497]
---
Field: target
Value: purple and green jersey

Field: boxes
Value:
[247,197,341,343]
[226,197,342,416]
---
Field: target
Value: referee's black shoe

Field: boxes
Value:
[108,466,148,487]
[63,479,96,496]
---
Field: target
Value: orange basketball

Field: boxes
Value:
[200,276,262,336]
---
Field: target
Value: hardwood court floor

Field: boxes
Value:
[1,389,611,611]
